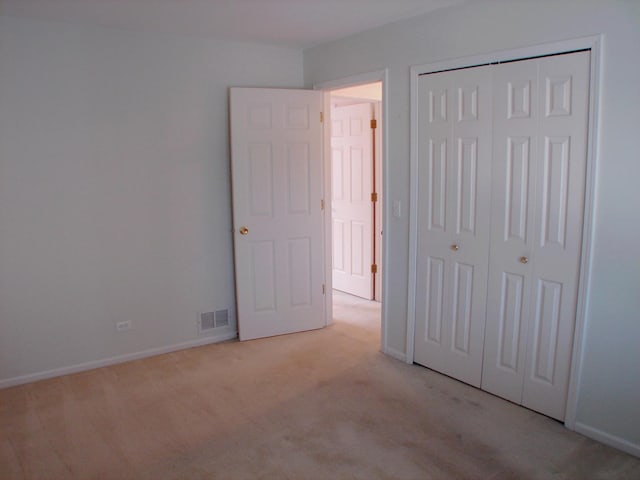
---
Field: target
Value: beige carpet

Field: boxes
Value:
[1,291,639,479]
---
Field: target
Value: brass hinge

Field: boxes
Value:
[321,199,325,210]
[371,192,378,203]
[371,264,378,274]
[320,112,324,123]
[370,119,377,129]
[322,284,326,295]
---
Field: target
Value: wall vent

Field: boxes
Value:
[199,309,230,333]
[214,309,229,328]
[200,312,216,332]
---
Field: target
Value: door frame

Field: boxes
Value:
[406,36,603,430]
[314,69,389,354]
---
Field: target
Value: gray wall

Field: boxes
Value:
[304,0,640,455]
[0,15,303,383]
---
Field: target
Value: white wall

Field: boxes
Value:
[0,15,303,384]
[304,0,640,455]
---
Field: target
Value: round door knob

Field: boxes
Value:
[451,244,459,252]
[520,256,528,264]
[239,226,249,235]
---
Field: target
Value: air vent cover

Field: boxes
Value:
[214,309,229,328]
[200,312,215,332]
[199,309,230,333]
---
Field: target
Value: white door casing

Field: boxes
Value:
[482,51,591,420]
[230,88,325,341]
[331,102,374,299]
[413,66,493,388]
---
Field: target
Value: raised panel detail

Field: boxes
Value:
[251,241,276,312]
[350,146,364,201]
[451,262,473,354]
[247,104,272,128]
[332,147,344,201]
[531,280,562,384]
[287,104,309,128]
[508,81,531,119]
[287,143,310,215]
[332,219,345,271]
[248,143,273,216]
[458,86,478,122]
[331,118,344,137]
[497,273,525,372]
[430,89,447,123]
[505,137,530,241]
[546,76,572,117]
[456,138,478,235]
[428,138,447,231]
[350,117,364,135]
[351,221,365,276]
[425,257,445,344]
[288,237,312,306]
[541,137,570,248]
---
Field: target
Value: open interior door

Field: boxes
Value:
[230,88,325,341]
[331,102,375,300]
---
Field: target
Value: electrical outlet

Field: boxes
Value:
[115,320,132,332]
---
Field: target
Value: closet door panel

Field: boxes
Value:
[445,68,493,387]
[522,51,590,420]
[483,51,589,420]
[414,72,454,372]
[415,66,492,388]
[482,59,538,403]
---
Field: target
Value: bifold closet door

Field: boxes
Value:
[481,51,590,420]
[414,66,493,388]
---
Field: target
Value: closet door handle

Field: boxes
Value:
[520,256,528,264]
[451,244,460,252]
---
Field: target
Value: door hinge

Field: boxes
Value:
[321,199,325,210]
[371,192,378,203]
[322,284,326,295]
[320,112,324,123]
[371,264,378,274]
[370,119,377,129]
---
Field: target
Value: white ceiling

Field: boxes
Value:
[0,0,471,49]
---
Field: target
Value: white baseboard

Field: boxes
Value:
[575,422,640,458]
[0,331,238,389]
[384,346,407,363]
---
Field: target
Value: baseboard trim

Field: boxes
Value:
[0,331,238,389]
[575,421,640,458]
[384,346,407,363]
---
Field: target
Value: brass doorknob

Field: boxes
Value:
[520,256,528,264]
[451,244,459,252]
[239,226,249,235]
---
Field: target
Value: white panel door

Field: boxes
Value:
[481,58,540,403]
[414,66,493,387]
[230,88,325,341]
[482,51,590,420]
[331,103,374,299]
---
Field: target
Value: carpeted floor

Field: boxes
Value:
[1,291,638,479]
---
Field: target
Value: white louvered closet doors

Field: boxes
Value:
[414,51,590,421]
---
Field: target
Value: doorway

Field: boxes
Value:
[330,83,382,301]
[326,81,383,341]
